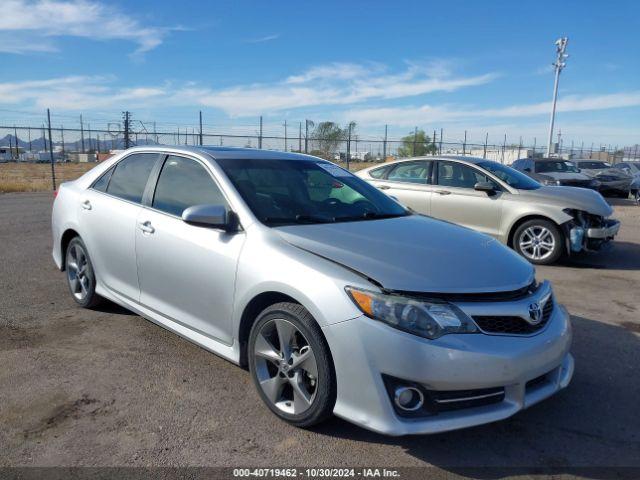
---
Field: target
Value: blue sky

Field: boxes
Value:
[1,0,639,146]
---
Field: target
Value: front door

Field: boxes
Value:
[135,154,246,344]
[430,160,503,237]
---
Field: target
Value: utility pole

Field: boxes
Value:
[47,109,57,190]
[80,114,85,153]
[462,130,467,156]
[383,124,388,160]
[346,122,352,170]
[283,120,287,152]
[199,111,203,146]
[13,125,19,159]
[60,126,65,156]
[546,37,569,157]
[258,116,263,149]
[122,111,131,149]
[483,132,488,159]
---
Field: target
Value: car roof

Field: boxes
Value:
[381,155,489,165]
[121,145,324,162]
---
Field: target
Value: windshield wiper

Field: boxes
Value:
[264,214,334,225]
[333,211,408,222]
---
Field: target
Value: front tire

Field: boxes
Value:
[248,302,336,428]
[513,219,564,265]
[65,237,102,308]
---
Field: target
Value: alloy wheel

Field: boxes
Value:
[519,226,556,261]
[253,318,318,415]
[66,243,91,301]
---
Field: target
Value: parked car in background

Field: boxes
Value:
[358,156,620,265]
[511,158,599,189]
[612,162,640,203]
[52,146,574,436]
[572,159,633,197]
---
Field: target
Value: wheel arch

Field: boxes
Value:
[237,291,303,369]
[59,228,81,271]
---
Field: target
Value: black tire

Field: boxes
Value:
[248,302,336,428]
[65,237,103,308]
[512,219,564,265]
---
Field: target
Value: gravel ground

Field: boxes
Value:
[1,192,639,474]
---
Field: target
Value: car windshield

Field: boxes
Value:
[536,161,580,173]
[578,161,611,169]
[477,161,541,190]
[215,158,409,226]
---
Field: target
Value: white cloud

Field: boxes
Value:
[245,34,280,44]
[0,0,173,56]
[345,91,640,126]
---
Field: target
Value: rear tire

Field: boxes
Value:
[65,237,103,308]
[512,219,564,265]
[248,302,336,428]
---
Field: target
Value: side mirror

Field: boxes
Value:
[523,167,532,172]
[474,181,497,195]
[182,204,239,232]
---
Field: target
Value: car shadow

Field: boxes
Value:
[311,316,640,476]
[559,241,640,270]
[90,299,137,316]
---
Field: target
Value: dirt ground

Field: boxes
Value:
[0,192,638,474]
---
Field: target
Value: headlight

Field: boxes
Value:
[589,179,601,187]
[345,286,478,339]
[542,178,561,186]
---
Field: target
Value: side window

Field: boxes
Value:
[387,161,431,184]
[106,153,157,203]
[152,155,227,217]
[436,161,490,189]
[92,167,114,192]
[369,165,392,179]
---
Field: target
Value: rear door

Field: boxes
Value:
[369,160,433,214]
[430,160,503,237]
[135,154,246,344]
[80,152,159,301]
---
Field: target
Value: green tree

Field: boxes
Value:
[397,129,437,157]
[309,121,356,159]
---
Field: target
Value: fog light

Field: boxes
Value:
[394,386,424,411]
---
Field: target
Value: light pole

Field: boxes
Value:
[546,37,569,157]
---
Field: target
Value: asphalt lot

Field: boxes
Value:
[1,192,639,473]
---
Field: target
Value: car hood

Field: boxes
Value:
[540,171,591,181]
[275,215,534,293]
[518,186,613,217]
[580,168,630,179]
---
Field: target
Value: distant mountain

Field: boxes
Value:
[0,133,161,152]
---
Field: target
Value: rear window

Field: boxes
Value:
[106,153,157,203]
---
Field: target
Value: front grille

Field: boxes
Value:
[561,179,592,188]
[473,297,553,335]
[397,280,538,303]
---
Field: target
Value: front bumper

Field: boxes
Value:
[598,179,632,192]
[322,304,573,435]
[586,219,620,239]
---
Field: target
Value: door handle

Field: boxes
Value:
[378,185,391,190]
[139,221,155,234]
[435,190,451,195]
[81,200,92,210]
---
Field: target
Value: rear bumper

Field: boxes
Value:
[323,304,573,436]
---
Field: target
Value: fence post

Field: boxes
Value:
[462,130,467,156]
[283,120,287,152]
[439,128,443,154]
[483,132,488,159]
[298,122,302,152]
[60,127,65,156]
[80,114,85,153]
[13,125,19,159]
[199,111,203,146]
[346,123,352,170]
[258,116,263,149]
[47,109,57,191]
[412,127,417,156]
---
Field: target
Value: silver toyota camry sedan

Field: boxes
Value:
[52,146,573,435]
